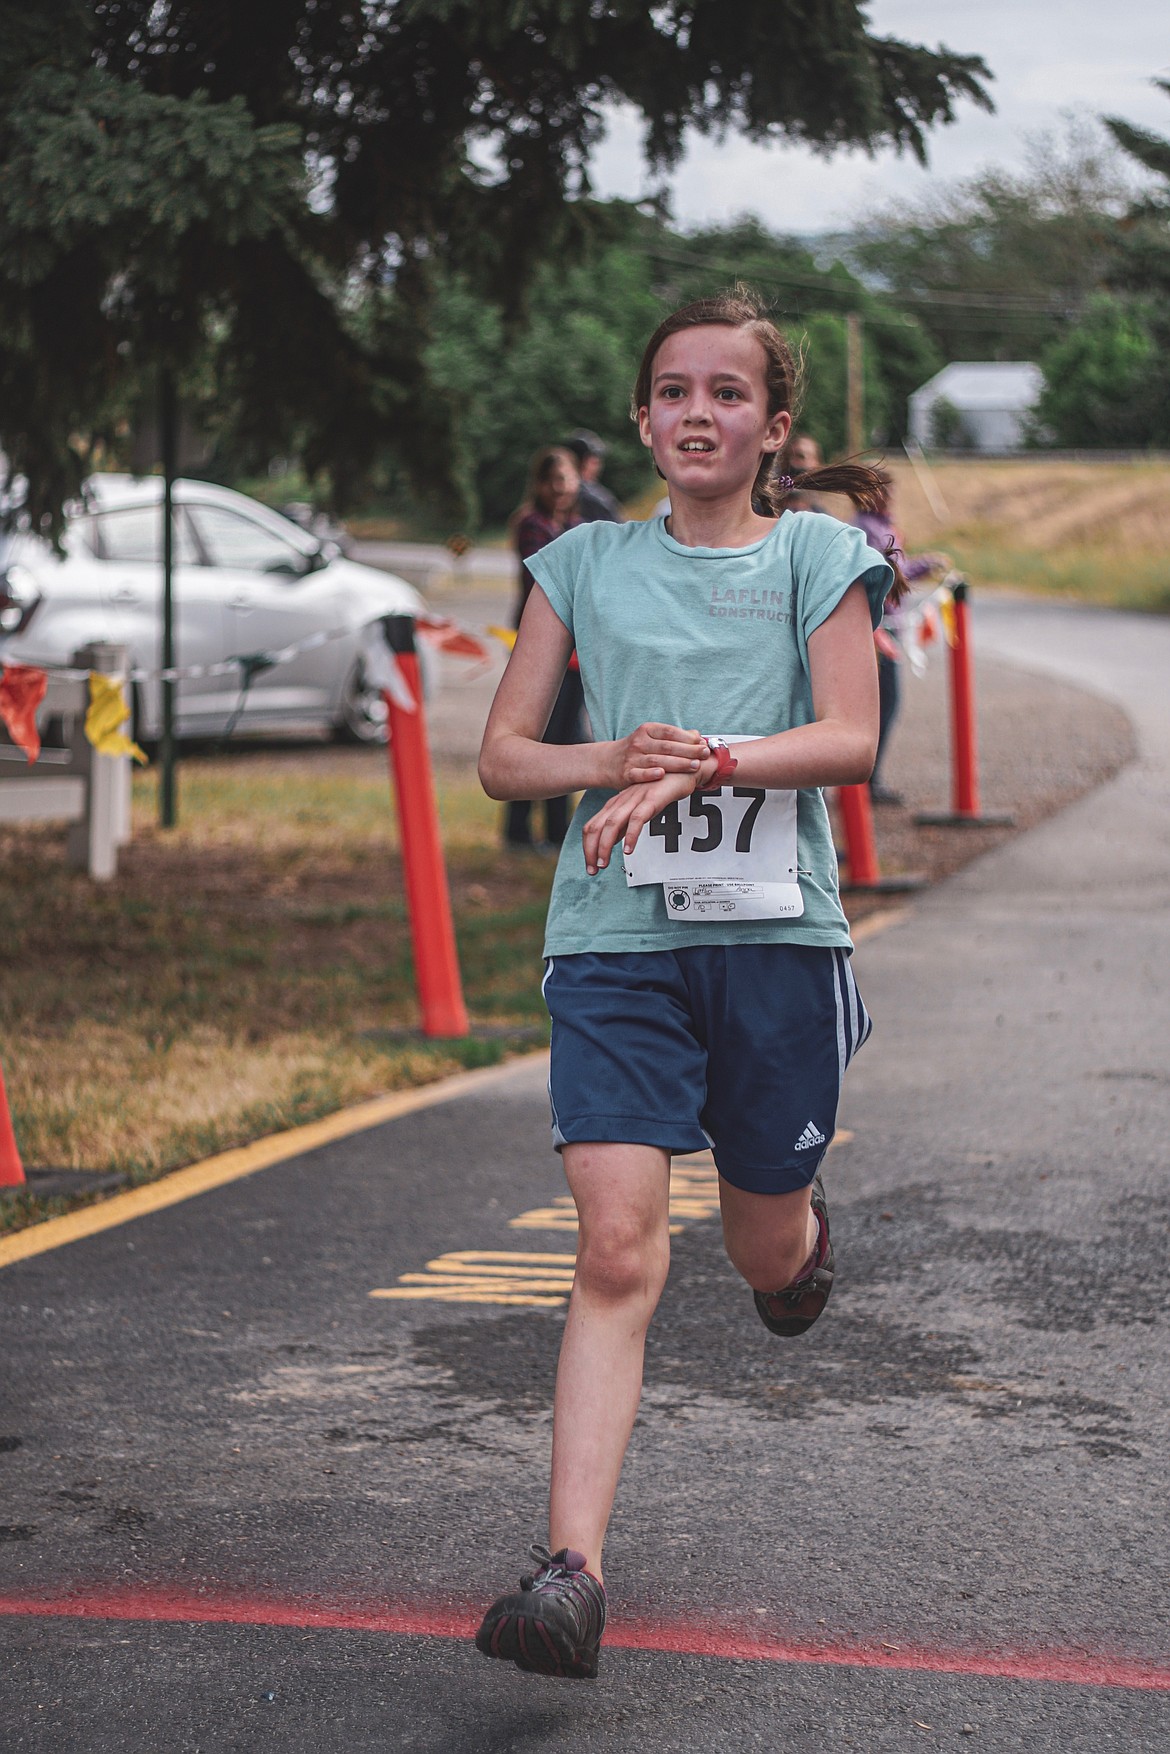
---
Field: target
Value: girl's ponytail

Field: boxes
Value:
[764,459,910,603]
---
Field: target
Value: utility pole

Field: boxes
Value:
[845,312,865,454]
[159,368,178,828]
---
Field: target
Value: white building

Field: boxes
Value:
[908,361,1043,452]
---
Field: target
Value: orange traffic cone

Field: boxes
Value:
[0,1061,26,1187]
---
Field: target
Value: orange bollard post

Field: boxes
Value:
[381,615,470,1039]
[917,578,1013,827]
[951,581,980,816]
[838,783,881,887]
[837,783,923,893]
[0,1060,26,1188]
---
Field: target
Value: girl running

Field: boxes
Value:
[475,290,900,1680]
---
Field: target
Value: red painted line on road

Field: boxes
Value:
[3,1588,1168,1692]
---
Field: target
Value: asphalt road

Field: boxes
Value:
[2,597,1169,1752]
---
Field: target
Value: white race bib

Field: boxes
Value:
[622,738,803,921]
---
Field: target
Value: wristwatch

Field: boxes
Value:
[704,736,738,783]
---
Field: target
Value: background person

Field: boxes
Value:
[772,430,826,512]
[504,445,586,849]
[854,483,950,804]
[564,429,625,523]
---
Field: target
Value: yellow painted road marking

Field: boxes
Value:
[852,908,909,943]
[373,1290,568,1307]
[439,1250,578,1265]
[370,1248,577,1307]
[373,1136,856,1308]
[0,1058,545,1272]
[509,1206,580,1231]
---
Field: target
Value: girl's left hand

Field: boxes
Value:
[582,768,706,876]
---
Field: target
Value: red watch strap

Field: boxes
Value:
[701,743,736,792]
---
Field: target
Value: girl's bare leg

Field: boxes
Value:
[718,1178,818,1292]
[548,1142,672,1582]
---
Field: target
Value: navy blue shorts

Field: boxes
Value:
[543,945,871,1195]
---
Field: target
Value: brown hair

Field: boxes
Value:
[632,288,907,598]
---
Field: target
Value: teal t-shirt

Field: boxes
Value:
[526,512,893,956]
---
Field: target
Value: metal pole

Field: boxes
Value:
[159,368,177,827]
[845,312,864,454]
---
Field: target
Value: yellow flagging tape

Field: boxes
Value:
[85,673,148,765]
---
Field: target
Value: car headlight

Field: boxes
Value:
[0,563,41,634]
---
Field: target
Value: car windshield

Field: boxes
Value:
[188,505,310,574]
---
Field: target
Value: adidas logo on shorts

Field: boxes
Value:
[794,1121,826,1151]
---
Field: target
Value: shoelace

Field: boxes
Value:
[520,1543,565,1590]
[520,1546,604,1606]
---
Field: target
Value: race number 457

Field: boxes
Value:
[623,783,798,888]
[647,787,766,857]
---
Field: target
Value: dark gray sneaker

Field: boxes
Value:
[754,1173,835,1336]
[475,1544,607,1679]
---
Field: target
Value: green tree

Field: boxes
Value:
[1033,296,1157,446]
[842,119,1135,363]
[618,215,940,452]
[408,204,940,525]
[1,2,990,537]
[1103,80,1170,442]
[928,396,968,450]
[423,210,664,524]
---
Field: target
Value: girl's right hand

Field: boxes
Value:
[607,723,708,789]
[582,767,704,875]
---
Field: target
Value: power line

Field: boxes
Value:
[637,241,1086,317]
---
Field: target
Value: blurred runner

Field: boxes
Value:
[773,430,826,512]
[504,445,586,850]
[854,483,950,804]
[564,430,625,524]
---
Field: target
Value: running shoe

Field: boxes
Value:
[475,1544,607,1679]
[754,1172,835,1336]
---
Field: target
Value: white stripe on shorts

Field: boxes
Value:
[832,948,848,1089]
[844,954,861,1056]
[850,956,873,1046]
[542,958,566,1146]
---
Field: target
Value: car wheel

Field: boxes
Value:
[335,660,390,745]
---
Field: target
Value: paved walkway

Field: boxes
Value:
[2,598,1168,1751]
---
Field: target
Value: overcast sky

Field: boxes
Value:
[588,0,1169,233]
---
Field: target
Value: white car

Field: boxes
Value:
[0,474,433,743]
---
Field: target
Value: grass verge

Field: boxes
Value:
[0,747,554,1232]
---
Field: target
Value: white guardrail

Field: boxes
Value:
[0,642,131,881]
